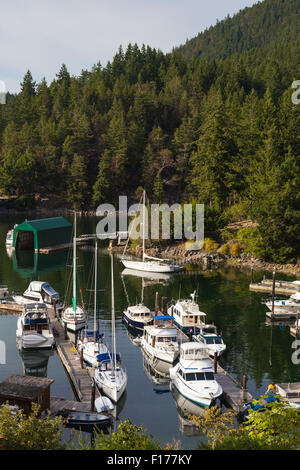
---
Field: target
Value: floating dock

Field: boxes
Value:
[48,308,99,404]
[250,278,300,296]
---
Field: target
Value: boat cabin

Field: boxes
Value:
[127,304,152,319]
[180,342,210,361]
[21,303,49,333]
[169,299,206,329]
[23,281,60,305]
[143,321,178,348]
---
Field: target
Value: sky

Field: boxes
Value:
[0,0,259,93]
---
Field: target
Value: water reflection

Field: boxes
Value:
[170,384,205,437]
[12,250,69,279]
[141,350,171,394]
[19,348,54,377]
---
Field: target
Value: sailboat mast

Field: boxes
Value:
[142,190,146,261]
[111,254,117,374]
[94,239,98,341]
[73,212,77,312]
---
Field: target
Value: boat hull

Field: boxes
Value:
[16,333,54,350]
[122,260,181,273]
[123,312,153,331]
[140,338,179,364]
[95,369,127,403]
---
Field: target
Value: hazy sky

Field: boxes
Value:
[0,0,259,93]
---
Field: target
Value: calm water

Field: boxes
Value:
[0,214,299,449]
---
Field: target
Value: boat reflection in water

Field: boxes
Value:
[141,349,171,394]
[121,268,173,286]
[19,348,54,377]
[170,382,206,437]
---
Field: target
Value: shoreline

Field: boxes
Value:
[113,244,300,279]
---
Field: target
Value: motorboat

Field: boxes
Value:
[121,190,183,273]
[169,342,223,408]
[16,302,55,349]
[13,281,63,312]
[167,291,207,335]
[61,213,87,331]
[123,304,154,331]
[193,324,226,357]
[77,239,108,366]
[94,254,127,403]
[140,315,179,364]
[264,292,300,314]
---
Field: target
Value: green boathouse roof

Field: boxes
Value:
[12,217,72,251]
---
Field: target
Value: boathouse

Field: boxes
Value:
[12,217,72,252]
[0,375,54,415]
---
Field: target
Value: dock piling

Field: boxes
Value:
[213,352,218,373]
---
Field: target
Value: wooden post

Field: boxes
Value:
[242,375,248,401]
[80,348,84,369]
[271,270,276,319]
[297,312,300,333]
[155,292,159,313]
[250,268,254,284]
[64,323,68,340]
[91,379,96,412]
[213,352,218,373]
[53,300,57,318]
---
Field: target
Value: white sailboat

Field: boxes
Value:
[77,239,108,366]
[94,254,127,402]
[121,190,183,273]
[61,213,87,331]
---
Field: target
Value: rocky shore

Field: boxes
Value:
[112,243,300,279]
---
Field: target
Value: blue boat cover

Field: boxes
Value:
[96,352,121,363]
[155,315,174,320]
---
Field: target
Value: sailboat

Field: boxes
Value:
[121,190,183,273]
[77,239,108,366]
[61,213,87,331]
[94,254,127,402]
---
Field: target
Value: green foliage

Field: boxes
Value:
[0,403,65,450]
[236,227,266,259]
[229,241,242,257]
[0,0,299,262]
[204,237,219,252]
[189,398,300,451]
[77,419,162,450]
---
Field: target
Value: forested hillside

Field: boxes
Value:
[175,0,300,60]
[0,0,300,262]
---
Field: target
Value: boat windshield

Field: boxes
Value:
[205,337,223,345]
[157,336,177,342]
[185,372,214,381]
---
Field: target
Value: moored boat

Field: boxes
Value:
[193,324,226,357]
[16,302,55,349]
[167,291,207,335]
[140,315,179,364]
[169,342,223,408]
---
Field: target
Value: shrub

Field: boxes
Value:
[204,237,219,252]
[219,243,230,255]
[229,242,242,257]
[236,227,266,259]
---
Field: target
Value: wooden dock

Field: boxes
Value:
[250,278,300,296]
[0,301,23,314]
[48,309,99,404]
[266,310,298,320]
[38,237,89,254]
